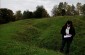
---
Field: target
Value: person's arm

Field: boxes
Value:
[71,27,75,37]
[73,27,75,36]
[61,26,65,35]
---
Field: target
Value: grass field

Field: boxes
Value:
[0,16,85,55]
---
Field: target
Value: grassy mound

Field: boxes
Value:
[0,16,85,55]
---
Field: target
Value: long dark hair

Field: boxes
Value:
[64,20,73,28]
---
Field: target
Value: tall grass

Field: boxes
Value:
[0,16,85,55]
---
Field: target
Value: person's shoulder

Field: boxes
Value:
[62,26,66,28]
[61,26,66,30]
[71,27,75,31]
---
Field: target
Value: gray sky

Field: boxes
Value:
[0,0,85,15]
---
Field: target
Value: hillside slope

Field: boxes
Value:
[0,16,85,55]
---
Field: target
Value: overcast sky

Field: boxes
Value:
[0,0,85,15]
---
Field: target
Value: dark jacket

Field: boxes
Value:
[61,26,75,40]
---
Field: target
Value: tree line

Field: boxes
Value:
[52,2,85,16]
[0,2,85,24]
[0,6,49,24]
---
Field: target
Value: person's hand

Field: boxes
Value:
[66,34,72,36]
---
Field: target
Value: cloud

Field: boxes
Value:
[1,0,85,15]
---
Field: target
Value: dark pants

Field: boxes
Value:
[60,38,73,54]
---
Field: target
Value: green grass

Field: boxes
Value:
[0,16,85,55]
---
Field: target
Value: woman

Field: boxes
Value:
[60,20,75,54]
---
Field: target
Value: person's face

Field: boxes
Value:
[67,24,70,27]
